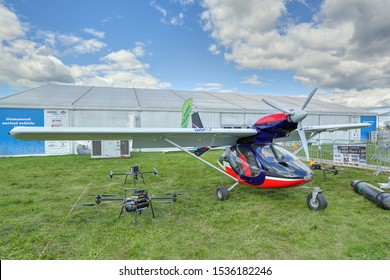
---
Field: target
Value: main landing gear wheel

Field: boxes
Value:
[306,188,327,210]
[216,186,229,200]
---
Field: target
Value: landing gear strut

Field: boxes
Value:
[163,137,239,201]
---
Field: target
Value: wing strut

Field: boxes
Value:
[162,137,239,191]
[293,131,320,157]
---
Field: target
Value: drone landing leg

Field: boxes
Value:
[119,205,125,218]
[162,137,239,198]
[134,212,137,226]
[149,200,155,219]
[124,174,129,185]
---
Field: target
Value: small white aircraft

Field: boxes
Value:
[10,89,370,210]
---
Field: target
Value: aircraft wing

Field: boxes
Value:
[281,123,371,142]
[10,127,258,149]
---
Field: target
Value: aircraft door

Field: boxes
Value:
[225,144,265,185]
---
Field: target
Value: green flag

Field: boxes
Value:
[181,98,193,128]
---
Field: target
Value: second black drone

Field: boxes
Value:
[82,188,177,225]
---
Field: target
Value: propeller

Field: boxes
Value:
[89,194,118,197]
[78,203,96,207]
[262,88,318,162]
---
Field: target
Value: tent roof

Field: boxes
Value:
[0,84,375,115]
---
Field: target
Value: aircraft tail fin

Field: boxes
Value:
[191,112,204,128]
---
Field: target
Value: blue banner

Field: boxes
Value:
[360,116,377,141]
[0,109,45,155]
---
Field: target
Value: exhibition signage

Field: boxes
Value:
[333,144,367,167]
[0,108,70,156]
[0,108,45,155]
[44,109,70,155]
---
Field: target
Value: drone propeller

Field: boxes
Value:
[87,193,121,204]
[78,203,96,207]
[88,194,118,197]
[164,192,189,196]
[262,88,318,161]
[151,193,178,203]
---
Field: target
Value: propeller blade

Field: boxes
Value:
[297,122,310,162]
[78,203,96,206]
[89,194,118,197]
[301,88,317,110]
[164,192,189,195]
[262,97,292,114]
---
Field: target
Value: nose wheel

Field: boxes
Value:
[307,187,327,210]
[216,186,229,200]
[215,181,239,201]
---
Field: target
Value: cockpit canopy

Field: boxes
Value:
[252,144,312,179]
[220,143,313,181]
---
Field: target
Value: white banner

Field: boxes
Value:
[44,109,71,154]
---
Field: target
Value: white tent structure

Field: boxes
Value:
[0,84,377,156]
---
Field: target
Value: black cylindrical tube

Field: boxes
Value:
[376,192,390,210]
[350,180,390,210]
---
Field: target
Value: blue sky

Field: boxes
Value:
[1,0,390,111]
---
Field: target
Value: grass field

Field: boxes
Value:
[1,151,389,260]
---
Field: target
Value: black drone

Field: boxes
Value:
[109,165,158,185]
[80,188,177,225]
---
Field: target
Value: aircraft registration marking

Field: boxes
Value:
[194,128,212,132]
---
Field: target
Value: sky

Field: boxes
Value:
[1,0,390,113]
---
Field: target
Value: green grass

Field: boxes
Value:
[1,151,390,260]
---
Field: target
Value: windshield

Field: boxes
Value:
[253,143,312,179]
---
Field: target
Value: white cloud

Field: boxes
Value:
[101,49,146,70]
[150,0,187,26]
[83,28,105,39]
[67,45,171,88]
[0,4,170,91]
[71,48,171,89]
[57,34,82,46]
[0,6,74,89]
[193,82,224,92]
[208,44,220,55]
[54,33,107,55]
[170,12,184,26]
[317,88,390,110]
[72,38,107,54]
[132,42,146,57]
[173,0,195,6]
[201,0,390,108]
[150,1,167,17]
[241,75,266,86]
[0,4,26,40]
[0,40,74,88]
